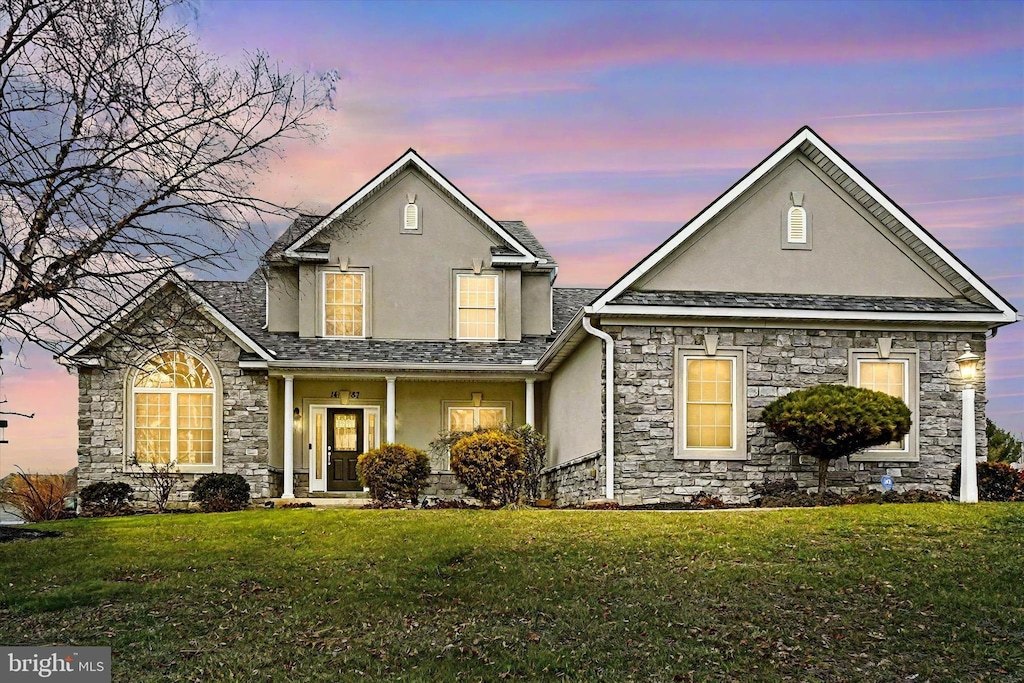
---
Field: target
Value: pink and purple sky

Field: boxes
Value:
[1,0,1022,476]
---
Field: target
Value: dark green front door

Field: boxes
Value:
[327,408,363,491]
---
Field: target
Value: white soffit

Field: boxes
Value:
[590,126,1016,319]
[284,149,534,260]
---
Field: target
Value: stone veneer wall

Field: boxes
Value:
[76,294,274,502]
[609,325,987,505]
[541,451,605,506]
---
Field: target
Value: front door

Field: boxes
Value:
[327,409,363,491]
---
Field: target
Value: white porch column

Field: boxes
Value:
[282,375,295,499]
[525,378,535,428]
[385,375,397,443]
[959,387,978,503]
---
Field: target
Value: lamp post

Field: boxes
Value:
[955,345,981,503]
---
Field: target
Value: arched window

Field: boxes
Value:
[404,202,419,231]
[131,351,217,466]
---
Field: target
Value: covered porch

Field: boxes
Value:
[267,370,541,498]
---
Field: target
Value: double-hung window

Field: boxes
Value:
[324,271,365,338]
[457,274,498,340]
[850,350,918,460]
[676,348,746,460]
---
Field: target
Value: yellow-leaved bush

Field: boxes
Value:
[449,431,525,507]
[357,443,431,504]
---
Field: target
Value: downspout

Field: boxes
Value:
[582,315,615,500]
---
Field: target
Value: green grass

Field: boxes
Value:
[1,505,1021,682]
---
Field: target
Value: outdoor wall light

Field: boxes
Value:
[955,344,981,503]
[293,407,302,431]
[955,345,980,383]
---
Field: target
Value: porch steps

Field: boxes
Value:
[268,496,371,509]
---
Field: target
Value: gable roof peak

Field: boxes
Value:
[588,126,1016,323]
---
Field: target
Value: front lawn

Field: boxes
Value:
[0,505,1021,681]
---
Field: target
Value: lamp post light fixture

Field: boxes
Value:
[955,345,981,503]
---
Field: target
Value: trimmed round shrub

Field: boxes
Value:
[79,481,134,517]
[951,462,1024,501]
[190,473,251,512]
[450,431,525,507]
[762,384,912,495]
[357,443,431,504]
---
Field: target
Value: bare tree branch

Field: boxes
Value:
[0,0,329,357]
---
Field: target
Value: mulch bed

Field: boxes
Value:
[0,526,62,543]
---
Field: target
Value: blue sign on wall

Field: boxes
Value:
[881,475,894,491]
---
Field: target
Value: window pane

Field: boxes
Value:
[858,360,907,449]
[334,412,358,451]
[458,276,497,339]
[449,409,475,433]
[177,393,213,464]
[479,408,505,429]
[684,358,734,449]
[136,351,213,389]
[325,273,364,337]
[135,393,171,463]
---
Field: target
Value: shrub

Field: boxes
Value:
[0,469,73,522]
[986,419,1023,464]
[357,443,431,505]
[126,455,179,513]
[762,384,912,496]
[430,423,548,503]
[190,473,251,512]
[951,462,1024,502]
[80,481,134,517]
[450,431,525,506]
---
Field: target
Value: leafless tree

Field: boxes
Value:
[0,0,330,360]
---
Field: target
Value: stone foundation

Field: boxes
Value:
[608,325,987,504]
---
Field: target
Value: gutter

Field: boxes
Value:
[582,315,614,501]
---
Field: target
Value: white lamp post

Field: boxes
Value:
[955,345,981,503]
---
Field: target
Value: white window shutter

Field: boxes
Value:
[788,207,806,243]
[404,203,419,230]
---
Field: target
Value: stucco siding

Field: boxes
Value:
[636,154,956,298]
[546,335,603,466]
[522,272,553,335]
[292,168,525,341]
[267,265,299,333]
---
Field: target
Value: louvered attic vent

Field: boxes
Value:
[404,202,419,230]
[787,206,806,243]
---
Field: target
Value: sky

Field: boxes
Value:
[1,0,1022,476]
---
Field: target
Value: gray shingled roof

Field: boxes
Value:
[610,290,998,313]
[552,287,602,331]
[190,280,595,365]
[498,220,555,264]
[264,214,324,262]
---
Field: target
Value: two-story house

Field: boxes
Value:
[66,127,1018,504]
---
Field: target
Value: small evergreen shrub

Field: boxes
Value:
[951,462,1024,501]
[190,473,251,512]
[357,443,431,505]
[762,384,912,495]
[450,431,526,507]
[80,481,134,517]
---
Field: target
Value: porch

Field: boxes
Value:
[268,371,540,498]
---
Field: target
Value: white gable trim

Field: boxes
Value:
[61,273,275,362]
[284,150,535,260]
[590,127,1016,319]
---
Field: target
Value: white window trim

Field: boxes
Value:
[322,270,367,339]
[674,347,747,460]
[456,273,499,341]
[126,351,222,473]
[849,349,920,462]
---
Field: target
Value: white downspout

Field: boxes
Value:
[582,315,614,500]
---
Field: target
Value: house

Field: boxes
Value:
[64,127,1019,505]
